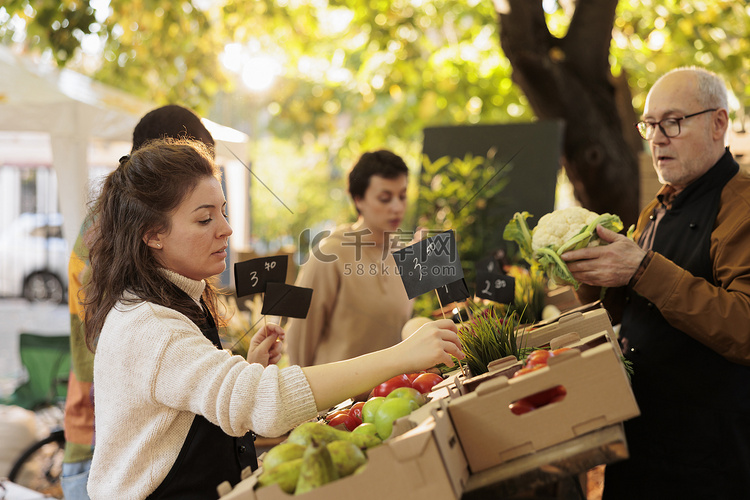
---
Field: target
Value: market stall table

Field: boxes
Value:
[461,423,627,499]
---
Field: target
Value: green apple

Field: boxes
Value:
[374,397,414,440]
[351,422,378,437]
[361,396,386,424]
[385,386,425,409]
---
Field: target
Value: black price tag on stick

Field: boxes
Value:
[477,256,500,274]
[437,277,471,305]
[261,282,313,319]
[393,230,464,299]
[475,269,515,304]
[234,255,288,298]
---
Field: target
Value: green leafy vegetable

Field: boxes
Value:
[503,207,624,289]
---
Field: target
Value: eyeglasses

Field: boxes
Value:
[635,108,717,140]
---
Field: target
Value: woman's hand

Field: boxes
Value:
[396,319,464,373]
[301,318,464,410]
[400,316,433,341]
[246,323,285,367]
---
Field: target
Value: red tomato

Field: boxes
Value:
[550,347,573,357]
[372,374,412,398]
[523,385,567,408]
[411,373,444,394]
[346,414,362,431]
[509,398,535,415]
[549,391,567,404]
[524,349,551,368]
[512,364,544,378]
[325,409,349,422]
[328,412,360,431]
[349,402,365,422]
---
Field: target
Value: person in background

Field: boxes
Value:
[286,150,415,367]
[561,67,750,498]
[61,105,217,500]
[83,138,462,499]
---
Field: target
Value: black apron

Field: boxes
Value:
[147,298,258,500]
[604,151,750,499]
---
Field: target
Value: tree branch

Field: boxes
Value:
[565,0,619,79]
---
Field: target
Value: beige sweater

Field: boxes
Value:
[88,270,318,500]
[285,224,413,366]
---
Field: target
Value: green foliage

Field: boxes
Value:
[457,304,524,376]
[4,1,750,145]
[411,152,511,316]
[1,0,528,171]
[1,1,229,114]
[4,0,750,253]
[244,136,350,252]
[611,0,750,116]
[495,265,546,325]
[0,0,98,64]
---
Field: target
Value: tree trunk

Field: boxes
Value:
[495,0,643,228]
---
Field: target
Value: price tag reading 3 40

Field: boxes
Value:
[234,255,289,298]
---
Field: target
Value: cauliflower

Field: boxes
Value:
[503,207,623,288]
[532,207,599,252]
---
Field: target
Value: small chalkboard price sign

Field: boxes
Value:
[261,282,313,319]
[437,277,471,305]
[475,266,516,305]
[234,255,288,298]
[476,256,499,275]
[392,230,464,300]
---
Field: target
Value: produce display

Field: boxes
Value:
[503,207,624,288]
[219,310,641,500]
[257,423,370,494]
[447,331,640,473]
[508,347,571,415]
[371,372,443,398]
[254,372,444,496]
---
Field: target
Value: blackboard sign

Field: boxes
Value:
[393,230,464,299]
[261,282,313,319]
[476,256,500,275]
[475,268,515,305]
[235,255,288,298]
[421,122,561,260]
[437,278,471,305]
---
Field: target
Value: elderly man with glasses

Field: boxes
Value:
[561,67,750,499]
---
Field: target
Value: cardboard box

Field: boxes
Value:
[452,304,622,396]
[219,406,468,500]
[447,333,639,473]
[435,304,616,396]
[453,356,520,396]
[461,423,629,498]
[544,285,581,313]
[517,307,621,355]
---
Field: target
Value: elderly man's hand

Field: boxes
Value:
[561,225,646,288]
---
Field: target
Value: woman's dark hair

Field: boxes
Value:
[83,138,222,352]
[132,105,215,154]
[347,150,409,211]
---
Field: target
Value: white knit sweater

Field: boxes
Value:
[87,270,318,500]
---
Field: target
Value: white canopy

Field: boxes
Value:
[0,45,250,249]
